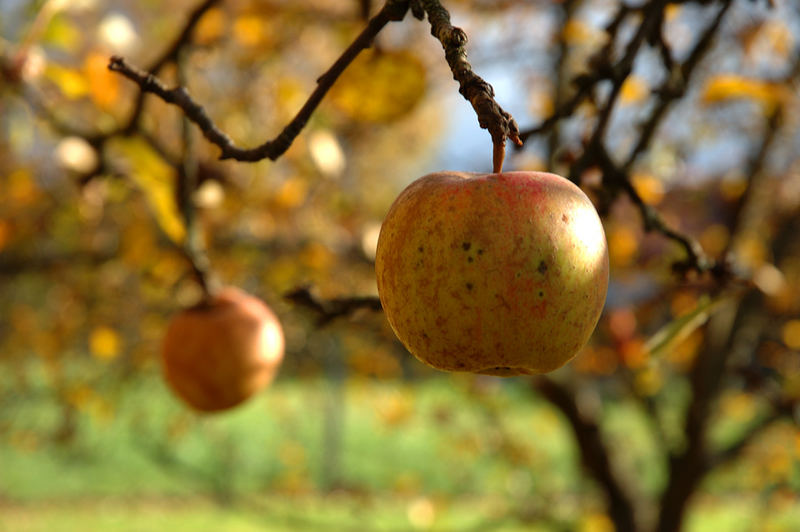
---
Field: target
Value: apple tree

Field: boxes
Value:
[1,0,799,530]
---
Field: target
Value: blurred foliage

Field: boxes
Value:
[1,0,800,530]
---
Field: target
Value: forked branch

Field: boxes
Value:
[109,1,410,162]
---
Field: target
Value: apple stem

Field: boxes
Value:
[493,140,505,174]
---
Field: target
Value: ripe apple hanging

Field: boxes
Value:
[161,286,285,412]
[375,171,609,375]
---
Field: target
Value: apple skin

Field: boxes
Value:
[375,171,608,375]
[161,287,285,412]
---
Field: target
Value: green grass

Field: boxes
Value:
[1,361,798,531]
[0,367,580,502]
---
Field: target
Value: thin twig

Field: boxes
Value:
[109,1,411,162]
[518,2,634,143]
[418,0,522,172]
[149,0,221,73]
[177,45,216,297]
[532,377,638,532]
[656,101,786,532]
[15,0,220,146]
[285,286,382,326]
[623,0,733,171]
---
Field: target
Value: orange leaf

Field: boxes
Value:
[84,50,120,111]
[702,74,788,111]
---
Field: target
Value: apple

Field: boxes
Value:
[161,286,285,412]
[375,171,608,375]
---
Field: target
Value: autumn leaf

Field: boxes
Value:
[89,326,121,361]
[702,74,788,111]
[562,19,605,47]
[113,138,186,244]
[620,76,649,105]
[645,296,727,358]
[329,49,426,123]
[45,63,89,99]
[84,50,120,111]
[194,7,227,46]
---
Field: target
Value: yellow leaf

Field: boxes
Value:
[42,14,83,53]
[45,63,89,99]
[631,172,664,205]
[300,241,333,273]
[89,326,121,361]
[702,75,788,111]
[330,49,426,123]
[84,50,120,111]
[114,138,186,244]
[580,512,615,532]
[6,168,41,205]
[733,234,768,269]
[782,320,800,350]
[562,19,604,46]
[720,392,756,422]
[646,296,726,358]
[194,7,227,46]
[719,174,748,201]
[664,5,681,22]
[608,225,638,267]
[120,222,157,267]
[699,224,730,257]
[635,366,663,396]
[233,13,267,47]
[620,75,649,105]
[274,176,309,209]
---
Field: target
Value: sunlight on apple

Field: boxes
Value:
[570,197,608,267]
[259,319,286,365]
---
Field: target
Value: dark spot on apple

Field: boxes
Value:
[477,249,484,255]
[418,246,424,252]
[562,214,569,223]
[468,257,473,263]
[539,291,544,297]
[538,260,547,274]
[462,242,471,251]
[466,283,473,291]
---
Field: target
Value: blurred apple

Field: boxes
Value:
[161,286,284,412]
[375,171,608,375]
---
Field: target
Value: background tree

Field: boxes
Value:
[1,0,799,530]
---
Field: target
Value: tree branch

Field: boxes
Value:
[532,377,638,532]
[622,0,733,171]
[109,1,411,162]
[518,2,635,142]
[418,0,522,172]
[285,286,383,326]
